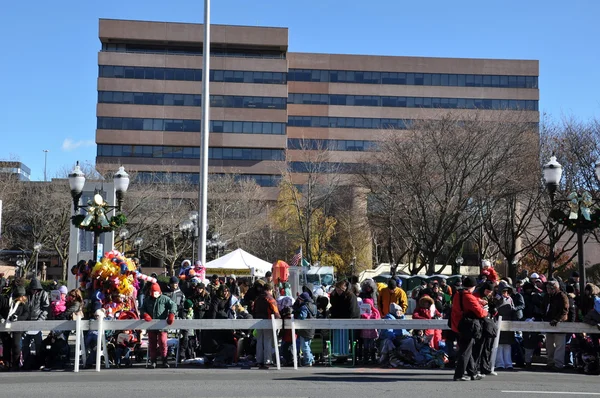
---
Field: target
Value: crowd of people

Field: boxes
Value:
[0,259,600,378]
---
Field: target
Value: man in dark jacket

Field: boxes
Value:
[330,281,360,319]
[543,280,569,370]
[23,278,50,370]
[293,292,317,366]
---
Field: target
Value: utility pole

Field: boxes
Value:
[43,149,49,182]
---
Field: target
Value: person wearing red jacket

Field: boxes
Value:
[481,260,499,283]
[451,276,488,382]
[412,295,442,349]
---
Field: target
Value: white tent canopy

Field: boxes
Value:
[205,248,272,277]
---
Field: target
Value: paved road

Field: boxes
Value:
[0,366,598,397]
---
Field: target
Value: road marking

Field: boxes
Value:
[502,392,600,396]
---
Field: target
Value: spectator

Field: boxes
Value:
[451,276,488,381]
[359,279,378,302]
[348,276,361,296]
[227,275,241,297]
[24,278,50,370]
[378,279,408,316]
[293,292,317,366]
[207,274,220,298]
[330,281,360,319]
[140,283,177,369]
[253,282,280,369]
[412,295,442,349]
[543,280,569,371]
[494,282,515,371]
[0,286,30,370]
[580,283,600,318]
[0,273,6,292]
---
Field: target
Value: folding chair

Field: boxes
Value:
[327,329,356,367]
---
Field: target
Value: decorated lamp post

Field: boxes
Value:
[543,155,600,294]
[133,237,143,259]
[68,162,130,262]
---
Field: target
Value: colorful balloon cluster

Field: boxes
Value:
[89,250,158,317]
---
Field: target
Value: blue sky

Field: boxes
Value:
[0,0,598,181]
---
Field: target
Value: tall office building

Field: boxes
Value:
[96,19,539,194]
[0,161,31,181]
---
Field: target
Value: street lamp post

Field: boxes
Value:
[33,242,42,278]
[455,256,464,275]
[68,162,130,262]
[543,155,600,294]
[119,228,129,253]
[133,237,143,259]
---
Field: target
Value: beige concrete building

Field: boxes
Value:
[95,19,539,190]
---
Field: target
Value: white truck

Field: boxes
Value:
[288,266,335,297]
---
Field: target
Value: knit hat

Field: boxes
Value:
[388,279,397,289]
[150,283,161,295]
[229,274,236,280]
[265,271,272,278]
[59,286,68,295]
[572,271,580,278]
[482,260,492,268]
[13,286,26,298]
[530,272,540,280]
[389,302,402,314]
[463,276,477,288]
[298,292,312,302]
[211,274,219,280]
[184,299,194,310]
[181,259,191,268]
[169,276,179,284]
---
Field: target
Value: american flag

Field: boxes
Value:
[290,246,302,266]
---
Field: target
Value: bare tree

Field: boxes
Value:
[359,111,538,275]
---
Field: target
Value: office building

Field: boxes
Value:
[0,161,31,181]
[95,19,539,194]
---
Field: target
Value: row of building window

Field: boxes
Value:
[288,116,412,129]
[99,65,287,84]
[134,172,281,187]
[289,162,362,174]
[97,117,286,135]
[288,93,538,111]
[288,69,538,89]
[287,138,378,152]
[97,144,285,161]
[98,91,287,109]
[101,43,286,59]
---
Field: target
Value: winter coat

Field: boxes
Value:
[28,279,50,321]
[253,292,280,320]
[293,300,317,339]
[378,313,409,340]
[164,288,186,318]
[495,294,515,345]
[566,293,577,322]
[54,300,83,320]
[450,290,488,334]
[511,292,525,321]
[580,284,600,317]
[412,296,442,349]
[4,298,30,322]
[190,291,211,319]
[330,290,360,319]
[377,286,408,316]
[140,294,177,320]
[208,296,230,319]
[359,279,378,302]
[543,291,569,324]
[523,291,544,320]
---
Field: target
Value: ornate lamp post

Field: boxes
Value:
[133,237,144,259]
[68,162,130,262]
[455,256,464,275]
[33,242,42,277]
[119,228,129,253]
[543,155,600,294]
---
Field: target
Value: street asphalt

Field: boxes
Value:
[0,366,598,398]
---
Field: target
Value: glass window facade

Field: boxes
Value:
[98,144,285,161]
[288,69,538,89]
[133,172,281,187]
[288,93,538,111]
[101,43,286,59]
[98,91,287,109]
[288,116,412,129]
[289,162,362,174]
[99,65,287,84]
[97,117,286,134]
[287,138,378,152]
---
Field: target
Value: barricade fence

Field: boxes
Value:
[0,318,597,373]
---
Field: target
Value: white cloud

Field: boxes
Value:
[62,139,95,152]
